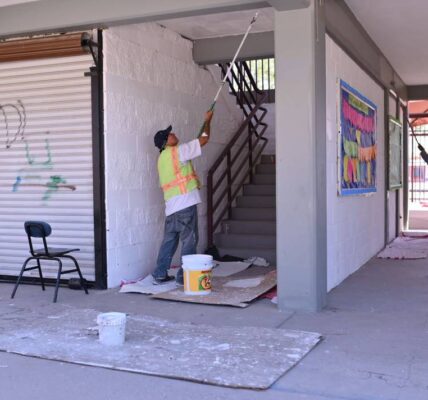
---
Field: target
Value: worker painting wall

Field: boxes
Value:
[326,35,385,291]
[103,22,242,287]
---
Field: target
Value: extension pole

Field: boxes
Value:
[198,11,259,137]
[409,118,428,164]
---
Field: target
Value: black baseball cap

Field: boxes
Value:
[154,125,172,152]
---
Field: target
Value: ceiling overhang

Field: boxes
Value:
[345,0,428,86]
[0,0,269,38]
[325,0,406,99]
[193,31,274,65]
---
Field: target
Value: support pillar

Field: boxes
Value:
[275,0,327,311]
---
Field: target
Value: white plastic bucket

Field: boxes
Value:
[182,254,213,295]
[96,312,127,346]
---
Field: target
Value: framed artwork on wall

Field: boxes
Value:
[338,80,377,196]
[388,117,403,190]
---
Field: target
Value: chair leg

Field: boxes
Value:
[11,258,33,299]
[53,258,63,303]
[66,255,89,295]
[36,259,45,291]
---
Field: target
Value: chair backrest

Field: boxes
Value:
[24,221,52,237]
[24,221,52,256]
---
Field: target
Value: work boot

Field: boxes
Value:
[152,275,175,285]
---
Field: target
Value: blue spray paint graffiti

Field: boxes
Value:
[12,138,76,201]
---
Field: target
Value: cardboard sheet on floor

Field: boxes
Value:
[119,275,176,295]
[212,260,252,277]
[118,262,252,295]
[377,236,428,259]
[0,304,321,389]
[152,266,276,307]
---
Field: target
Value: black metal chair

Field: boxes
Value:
[11,221,89,303]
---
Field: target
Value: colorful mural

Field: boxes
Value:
[339,80,377,196]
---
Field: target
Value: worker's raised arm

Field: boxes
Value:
[199,111,213,147]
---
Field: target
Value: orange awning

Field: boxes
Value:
[409,100,428,127]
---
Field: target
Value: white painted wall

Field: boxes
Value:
[326,35,385,291]
[388,191,397,241]
[398,106,404,232]
[103,22,242,287]
[0,0,37,7]
[388,95,398,242]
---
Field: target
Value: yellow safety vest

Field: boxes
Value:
[158,146,200,201]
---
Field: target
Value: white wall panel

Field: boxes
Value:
[388,95,398,242]
[326,35,385,291]
[0,54,95,280]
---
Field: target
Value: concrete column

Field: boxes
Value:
[275,0,327,311]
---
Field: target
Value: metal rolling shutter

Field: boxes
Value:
[0,54,95,281]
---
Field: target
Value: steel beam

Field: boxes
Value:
[194,31,274,65]
[0,0,268,38]
[268,0,310,11]
[407,85,428,101]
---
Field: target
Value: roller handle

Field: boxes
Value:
[418,144,428,164]
[197,102,216,137]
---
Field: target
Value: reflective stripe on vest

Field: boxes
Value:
[158,146,200,201]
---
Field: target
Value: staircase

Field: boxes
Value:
[207,61,275,264]
[215,154,276,264]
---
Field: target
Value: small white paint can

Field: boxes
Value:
[96,312,127,346]
[182,254,213,295]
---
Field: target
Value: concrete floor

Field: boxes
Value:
[409,207,428,230]
[1,256,428,400]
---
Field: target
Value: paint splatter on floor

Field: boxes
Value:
[0,304,321,389]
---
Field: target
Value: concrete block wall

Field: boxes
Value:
[326,35,385,291]
[103,22,242,287]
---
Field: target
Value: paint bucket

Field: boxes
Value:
[182,254,213,295]
[96,312,127,346]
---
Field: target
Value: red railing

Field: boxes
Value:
[207,61,269,247]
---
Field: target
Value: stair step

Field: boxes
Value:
[215,233,275,249]
[243,184,275,196]
[237,195,275,208]
[253,174,276,185]
[221,220,276,235]
[261,154,276,164]
[231,207,276,221]
[217,247,276,265]
[255,164,276,174]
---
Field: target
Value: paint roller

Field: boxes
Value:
[197,11,259,137]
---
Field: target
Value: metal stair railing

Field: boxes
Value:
[207,61,269,248]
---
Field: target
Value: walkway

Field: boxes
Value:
[0,255,427,400]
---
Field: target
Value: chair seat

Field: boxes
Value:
[34,247,80,257]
